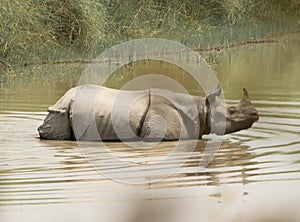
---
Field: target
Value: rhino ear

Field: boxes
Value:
[206,84,221,106]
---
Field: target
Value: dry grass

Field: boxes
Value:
[0,0,106,66]
[0,0,299,68]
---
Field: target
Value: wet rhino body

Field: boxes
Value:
[38,84,259,141]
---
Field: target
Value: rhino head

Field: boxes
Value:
[204,86,259,136]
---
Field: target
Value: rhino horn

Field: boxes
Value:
[242,88,251,104]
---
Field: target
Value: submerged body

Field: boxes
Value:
[38,84,259,141]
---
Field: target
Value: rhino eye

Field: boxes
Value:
[229,106,236,114]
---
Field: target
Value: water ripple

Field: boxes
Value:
[1,96,300,207]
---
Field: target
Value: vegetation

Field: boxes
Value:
[0,0,299,68]
[0,0,106,66]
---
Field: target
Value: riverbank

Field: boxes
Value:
[0,0,299,69]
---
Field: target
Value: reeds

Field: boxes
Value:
[0,0,106,66]
[0,0,299,67]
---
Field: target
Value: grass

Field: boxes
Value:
[0,0,299,68]
[0,0,106,66]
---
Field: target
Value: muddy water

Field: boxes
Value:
[1,34,300,221]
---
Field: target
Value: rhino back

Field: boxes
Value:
[70,85,150,141]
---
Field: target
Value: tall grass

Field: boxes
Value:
[0,0,106,66]
[0,0,299,68]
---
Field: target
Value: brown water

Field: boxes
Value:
[1,34,300,221]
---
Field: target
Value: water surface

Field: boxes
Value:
[1,34,300,221]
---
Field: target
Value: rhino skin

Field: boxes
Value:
[38,84,259,141]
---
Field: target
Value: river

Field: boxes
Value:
[1,33,300,221]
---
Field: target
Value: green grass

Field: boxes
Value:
[0,0,106,66]
[0,0,299,68]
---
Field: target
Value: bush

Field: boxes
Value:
[0,0,299,67]
[0,0,106,65]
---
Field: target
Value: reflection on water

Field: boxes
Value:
[1,34,300,221]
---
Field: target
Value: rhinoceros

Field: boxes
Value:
[38,84,259,141]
